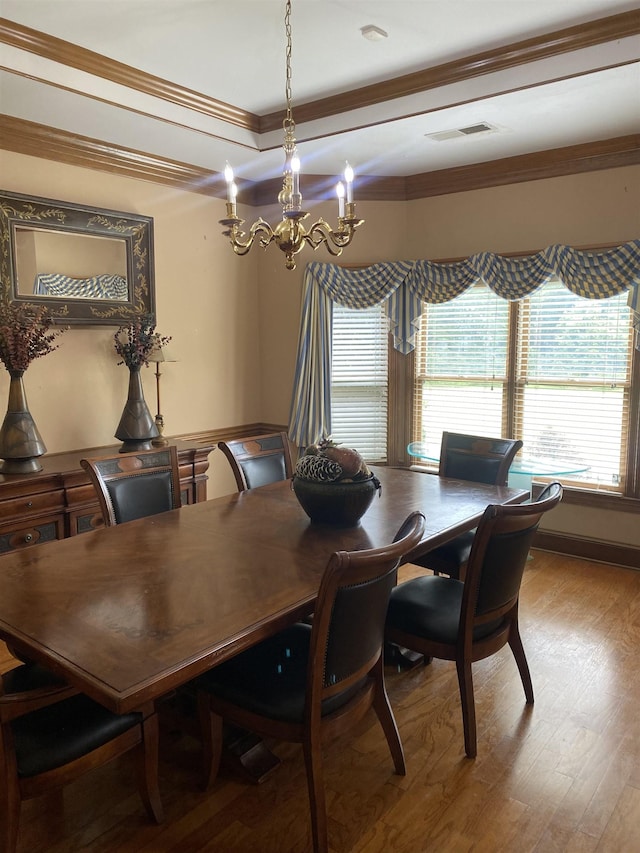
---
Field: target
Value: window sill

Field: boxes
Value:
[531,483,640,514]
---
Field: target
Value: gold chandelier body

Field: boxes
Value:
[220,0,363,270]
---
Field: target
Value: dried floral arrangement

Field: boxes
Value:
[0,302,65,375]
[114,313,171,370]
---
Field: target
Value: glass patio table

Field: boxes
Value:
[407,441,590,492]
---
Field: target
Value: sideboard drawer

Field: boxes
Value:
[0,517,65,554]
[1,489,65,522]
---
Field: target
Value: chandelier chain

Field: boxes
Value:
[283,0,294,135]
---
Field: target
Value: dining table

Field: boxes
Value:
[0,466,528,718]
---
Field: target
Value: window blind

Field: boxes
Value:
[330,301,388,462]
[515,281,632,489]
[413,285,509,457]
[413,280,634,490]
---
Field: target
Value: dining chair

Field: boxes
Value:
[218,431,294,492]
[0,660,163,853]
[80,445,182,526]
[194,511,426,853]
[385,482,562,758]
[413,431,523,580]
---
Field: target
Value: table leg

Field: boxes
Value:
[384,641,428,671]
[159,692,281,784]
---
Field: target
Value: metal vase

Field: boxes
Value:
[115,367,159,453]
[0,371,47,474]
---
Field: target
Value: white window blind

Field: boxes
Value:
[516,281,632,489]
[331,301,388,462]
[413,280,634,490]
[414,285,509,457]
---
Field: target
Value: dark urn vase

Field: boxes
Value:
[0,371,47,474]
[115,367,158,453]
[292,474,381,527]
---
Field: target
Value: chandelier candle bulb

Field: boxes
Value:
[337,182,345,217]
[291,155,300,198]
[344,162,354,202]
[224,162,234,201]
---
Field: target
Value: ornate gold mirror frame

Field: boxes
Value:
[0,190,155,325]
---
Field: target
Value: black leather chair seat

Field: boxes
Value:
[1,662,66,693]
[7,664,141,778]
[418,529,475,579]
[196,624,368,724]
[386,576,501,645]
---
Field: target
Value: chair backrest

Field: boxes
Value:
[218,431,294,492]
[308,512,426,711]
[461,482,563,633]
[80,446,182,526]
[439,431,523,486]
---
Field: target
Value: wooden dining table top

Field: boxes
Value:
[0,467,527,714]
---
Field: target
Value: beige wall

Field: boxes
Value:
[1,150,638,551]
[0,150,262,462]
[404,167,640,256]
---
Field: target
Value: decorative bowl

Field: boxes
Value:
[292,474,381,526]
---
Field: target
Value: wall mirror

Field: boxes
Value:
[0,190,155,325]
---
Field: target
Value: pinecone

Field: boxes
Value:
[294,454,343,482]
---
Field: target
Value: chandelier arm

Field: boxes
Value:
[224,219,275,255]
[306,218,364,252]
[249,219,277,250]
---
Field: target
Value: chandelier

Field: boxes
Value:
[220,0,364,271]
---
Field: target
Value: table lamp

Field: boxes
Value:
[147,344,177,446]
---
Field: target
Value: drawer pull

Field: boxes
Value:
[26,501,33,508]
[24,533,33,543]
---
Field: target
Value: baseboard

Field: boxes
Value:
[533,531,640,570]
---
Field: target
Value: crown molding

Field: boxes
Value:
[407,134,640,199]
[1,116,638,203]
[259,11,640,132]
[0,17,259,132]
[1,12,637,140]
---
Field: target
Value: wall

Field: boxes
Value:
[0,150,262,467]
[403,167,640,255]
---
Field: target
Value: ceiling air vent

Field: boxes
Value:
[426,122,497,142]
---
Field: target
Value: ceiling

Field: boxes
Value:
[0,0,639,199]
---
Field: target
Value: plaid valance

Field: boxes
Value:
[288,240,640,447]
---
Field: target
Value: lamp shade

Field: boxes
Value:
[148,345,178,364]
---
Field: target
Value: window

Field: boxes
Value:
[330,301,388,461]
[413,280,635,492]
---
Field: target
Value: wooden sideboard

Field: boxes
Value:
[0,440,214,555]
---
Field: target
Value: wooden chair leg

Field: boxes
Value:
[508,622,534,704]
[137,713,164,824]
[371,660,406,775]
[302,734,328,853]
[0,770,21,853]
[197,692,224,790]
[0,747,22,853]
[456,657,477,759]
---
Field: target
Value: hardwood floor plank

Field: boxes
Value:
[2,550,639,852]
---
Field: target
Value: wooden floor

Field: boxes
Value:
[3,550,640,852]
